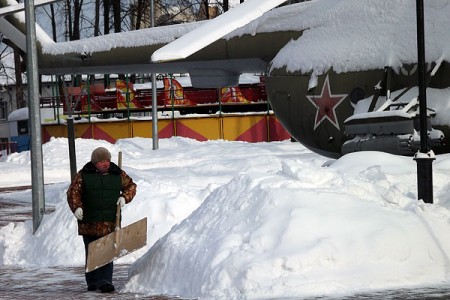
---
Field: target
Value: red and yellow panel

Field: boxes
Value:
[222,115,268,142]
[132,119,174,138]
[175,117,221,141]
[268,116,291,141]
[41,114,290,144]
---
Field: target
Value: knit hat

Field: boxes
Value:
[91,147,111,164]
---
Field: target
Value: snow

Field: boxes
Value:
[42,21,204,56]
[350,86,450,127]
[1,136,450,299]
[7,107,28,121]
[269,0,450,79]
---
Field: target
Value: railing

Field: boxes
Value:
[39,83,269,119]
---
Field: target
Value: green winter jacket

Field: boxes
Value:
[81,165,122,223]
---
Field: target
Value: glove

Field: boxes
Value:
[74,207,83,220]
[117,196,126,208]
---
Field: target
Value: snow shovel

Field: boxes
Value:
[85,204,147,272]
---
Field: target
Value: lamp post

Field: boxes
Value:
[24,0,46,233]
[151,0,159,150]
[413,0,434,204]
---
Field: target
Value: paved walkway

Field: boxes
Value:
[0,264,185,299]
[0,185,55,227]
[0,198,54,227]
[0,192,190,300]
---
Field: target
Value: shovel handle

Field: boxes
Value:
[114,204,121,247]
[115,204,121,230]
[115,151,123,247]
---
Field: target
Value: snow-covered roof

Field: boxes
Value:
[7,107,27,121]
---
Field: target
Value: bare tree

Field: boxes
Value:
[13,47,25,108]
[104,0,110,34]
[72,0,83,40]
[112,0,121,33]
[65,0,73,40]
[94,0,100,36]
[132,0,145,30]
[202,0,209,19]
[49,4,57,41]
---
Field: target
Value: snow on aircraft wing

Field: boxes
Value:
[151,0,287,62]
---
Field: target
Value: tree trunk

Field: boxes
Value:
[73,0,83,40]
[65,0,73,40]
[202,0,209,19]
[13,47,25,108]
[94,0,100,36]
[112,0,121,33]
[135,0,144,30]
[104,0,110,34]
[49,4,57,41]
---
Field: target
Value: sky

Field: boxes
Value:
[2,136,450,299]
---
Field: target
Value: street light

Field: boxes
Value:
[414,0,434,204]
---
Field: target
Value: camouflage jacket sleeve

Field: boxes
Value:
[120,171,137,203]
[67,172,84,213]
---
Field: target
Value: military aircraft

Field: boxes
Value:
[1,0,449,158]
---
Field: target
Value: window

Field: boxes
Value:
[0,101,6,120]
[18,120,29,135]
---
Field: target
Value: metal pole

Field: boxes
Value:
[151,73,158,150]
[67,116,77,181]
[25,0,45,233]
[63,76,77,181]
[414,0,434,204]
[151,0,158,150]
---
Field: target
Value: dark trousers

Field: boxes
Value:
[83,235,114,288]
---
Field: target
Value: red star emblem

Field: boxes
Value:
[306,75,347,130]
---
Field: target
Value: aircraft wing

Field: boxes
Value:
[151,0,287,63]
[0,0,302,87]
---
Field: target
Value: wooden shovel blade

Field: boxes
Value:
[86,217,147,272]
